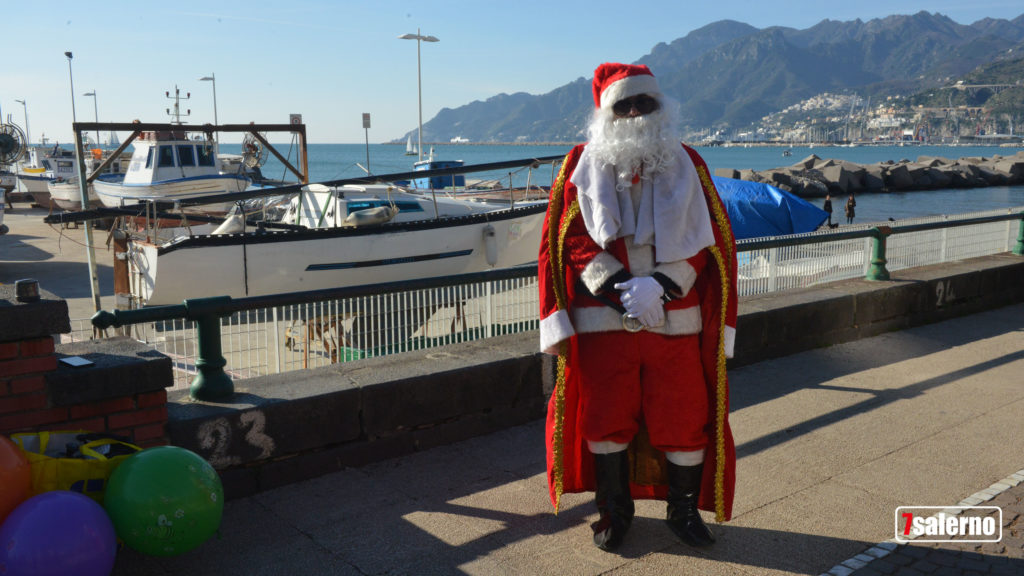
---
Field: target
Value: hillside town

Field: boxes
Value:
[704,82,1024,146]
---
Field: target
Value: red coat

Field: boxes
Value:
[538,143,738,521]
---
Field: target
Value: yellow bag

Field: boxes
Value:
[10,430,142,504]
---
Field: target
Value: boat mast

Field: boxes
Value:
[165,86,191,126]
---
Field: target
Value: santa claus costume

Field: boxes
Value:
[538,62,738,551]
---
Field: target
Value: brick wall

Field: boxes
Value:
[0,285,173,447]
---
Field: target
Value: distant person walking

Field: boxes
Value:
[823,195,833,226]
[845,194,856,225]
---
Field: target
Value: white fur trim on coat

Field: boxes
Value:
[723,325,736,359]
[654,260,698,298]
[540,309,575,355]
[580,251,625,295]
[572,305,701,336]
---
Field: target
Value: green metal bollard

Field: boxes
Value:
[184,296,235,401]
[866,227,891,281]
[1014,215,1024,256]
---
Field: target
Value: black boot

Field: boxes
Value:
[591,451,635,551]
[665,462,715,547]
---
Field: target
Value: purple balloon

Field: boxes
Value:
[0,491,117,576]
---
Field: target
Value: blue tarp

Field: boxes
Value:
[712,176,828,240]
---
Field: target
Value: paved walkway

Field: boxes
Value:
[103,303,1024,576]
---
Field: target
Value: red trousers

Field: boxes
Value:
[576,330,708,452]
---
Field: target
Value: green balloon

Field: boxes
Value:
[104,446,223,556]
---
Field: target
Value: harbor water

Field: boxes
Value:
[12,141,1024,224]
[241,142,1024,225]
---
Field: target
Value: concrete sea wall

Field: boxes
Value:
[3,255,1022,500]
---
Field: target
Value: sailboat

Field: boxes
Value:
[404,135,417,156]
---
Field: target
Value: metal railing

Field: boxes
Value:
[69,208,1024,399]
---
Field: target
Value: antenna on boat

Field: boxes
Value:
[165,86,191,125]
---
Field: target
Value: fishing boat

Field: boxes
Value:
[91,90,259,215]
[48,150,132,210]
[14,145,76,207]
[122,181,548,306]
[91,129,251,215]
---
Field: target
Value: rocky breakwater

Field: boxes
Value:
[714,150,1024,198]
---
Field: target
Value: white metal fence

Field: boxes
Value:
[735,207,1022,295]
[64,207,1023,389]
[67,276,541,390]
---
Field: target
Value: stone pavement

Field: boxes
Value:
[102,302,1024,576]
[843,477,1023,576]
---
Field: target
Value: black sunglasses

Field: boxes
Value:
[612,94,660,116]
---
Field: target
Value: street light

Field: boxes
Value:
[398,29,439,162]
[13,99,29,146]
[199,73,218,143]
[64,50,102,316]
[83,90,99,146]
[65,52,77,125]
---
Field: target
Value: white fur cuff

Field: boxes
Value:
[654,260,698,297]
[724,325,736,359]
[540,310,574,355]
[665,449,705,466]
[580,251,625,294]
[588,440,629,454]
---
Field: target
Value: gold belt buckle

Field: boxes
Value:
[622,313,644,333]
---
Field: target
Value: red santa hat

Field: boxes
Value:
[592,62,662,111]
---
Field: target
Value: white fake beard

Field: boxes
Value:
[586,106,679,189]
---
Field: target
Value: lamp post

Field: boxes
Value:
[65,52,78,125]
[398,29,439,162]
[65,50,103,316]
[199,73,218,143]
[82,90,99,146]
[13,99,29,146]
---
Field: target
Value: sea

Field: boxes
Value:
[210,142,1024,225]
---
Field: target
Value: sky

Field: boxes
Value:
[2,1,1022,145]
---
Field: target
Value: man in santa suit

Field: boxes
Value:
[538,62,738,552]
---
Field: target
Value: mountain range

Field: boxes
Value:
[406,11,1024,143]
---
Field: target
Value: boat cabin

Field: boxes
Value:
[125,132,219,185]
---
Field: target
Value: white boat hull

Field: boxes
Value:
[127,206,545,306]
[16,172,52,194]
[49,180,100,210]
[93,174,250,214]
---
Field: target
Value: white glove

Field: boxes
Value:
[636,301,665,328]
[614,277,665,328]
